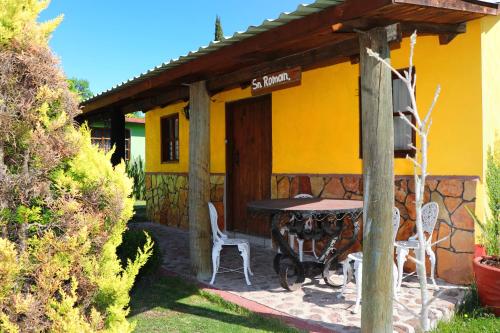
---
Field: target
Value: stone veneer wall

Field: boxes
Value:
[145,172,477,284]
[145,173,225,230]
[271,174,478,284]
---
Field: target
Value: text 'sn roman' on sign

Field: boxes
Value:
[251,67,302,96]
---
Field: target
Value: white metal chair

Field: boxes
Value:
[338,207,401,314]
[208,202,253,286]
[280,193,318,262]
[395,201,439,291]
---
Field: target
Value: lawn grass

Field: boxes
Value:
[432,284,500,333]
[432,315,499,333]
[128,276,302,333]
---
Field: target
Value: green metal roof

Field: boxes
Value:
[83,0,345,104]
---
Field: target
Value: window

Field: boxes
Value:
[359,68,416,158]
[161,114,179,162]
[392,74,416,158]
[90,127,131,160]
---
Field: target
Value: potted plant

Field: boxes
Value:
[468,143,500,316]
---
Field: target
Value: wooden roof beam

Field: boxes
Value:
[332,19,466,44]
[121,86,189,113]
[393,0,499,15]
[206,39,362,94]
[208,25,402,95]
[77,86,189,120]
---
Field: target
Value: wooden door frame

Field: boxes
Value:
[225,94,272,233]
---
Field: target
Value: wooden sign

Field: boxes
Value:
[251,67,301,96]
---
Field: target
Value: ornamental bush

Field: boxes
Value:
[117,230,162,279]
[0,1,152,332]
[125,156,145,201]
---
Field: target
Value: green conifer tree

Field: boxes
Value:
[0,1,152,331]
[214,15,224,41]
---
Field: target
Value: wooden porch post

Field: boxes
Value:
[188,81,212,280]
[110,109,126,166]
[359,27,395,332]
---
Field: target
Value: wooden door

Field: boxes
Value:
[226,95,272,236]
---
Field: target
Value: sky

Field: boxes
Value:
[39,0,315,95]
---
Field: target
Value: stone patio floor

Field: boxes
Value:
[131,222,466,333]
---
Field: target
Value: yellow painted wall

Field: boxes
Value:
[147,20,484,178]
[145,89,252,173]
[481,15,500,158]
[476,15,500,224]
[145,101,189,173]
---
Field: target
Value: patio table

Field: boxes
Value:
[247,198,363,290]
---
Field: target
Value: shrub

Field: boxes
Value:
[0,1,151,331]
[467,140,500,256]
[456,284,494,317]
[432,285,497,333]
[125,156,145,201]
[117,230,162,279]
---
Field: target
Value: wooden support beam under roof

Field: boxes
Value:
[188,81,212,280]
[332,19,466,44]
[393,0,499,14]
[120,86,189,114]
[358,24,395,332]
[207,38,360,95]
[208,25,402,95]
[332,19,466,35]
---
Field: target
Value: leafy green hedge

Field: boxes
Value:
[117,230,162,279]
[126,156,145,201]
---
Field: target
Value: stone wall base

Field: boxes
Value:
[145,173,225,230]
[272,174,477,284]
[145,172,477,284]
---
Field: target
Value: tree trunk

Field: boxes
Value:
[359,27,395,333]
[415,138,430,331]
[188,81,212,280]
[110,109,126,166]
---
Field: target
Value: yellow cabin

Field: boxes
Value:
[81,0,500,285]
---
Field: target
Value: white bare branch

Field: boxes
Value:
[406,156,423,170]
[406,255,424,267]
[424,85,441,125]
[399,112,421,134]
[366,48,406,82]
[408,31,417,77]
[408,143,418,151]
[426,119,433,135]
[405,105,415,113]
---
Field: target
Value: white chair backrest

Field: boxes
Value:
[422,202,439,239]
[208,202,223,243]
[392,207,401,242]
[294,193,313,199]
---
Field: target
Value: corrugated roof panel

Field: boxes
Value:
[84,0,345,103]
